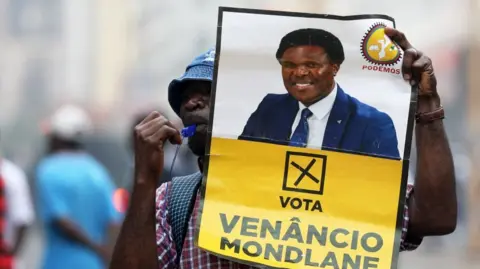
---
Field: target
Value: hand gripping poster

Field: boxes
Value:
[195,7,415,269]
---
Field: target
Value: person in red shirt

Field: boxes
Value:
[109,27,457,269]
[0,155,34,269]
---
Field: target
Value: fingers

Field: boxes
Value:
[411,53,431,73]
[411,52,431,84]
[138,111,161,125]
[412,54,436,92]
[168,130,183,145]
[151,120,182,145]
[385,27,422,83]
[384,27,413,51]
[138,116,169,137]
[386,27,436,93]
[150,126,182,146]
[402,49,421,84]
[147,125,182,145]
[135,113,182,146]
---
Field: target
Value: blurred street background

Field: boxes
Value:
[0,0,478,268]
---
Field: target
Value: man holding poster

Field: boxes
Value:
[239,28,400,159]
[109,8,457,269]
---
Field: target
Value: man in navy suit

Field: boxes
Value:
[239,28,400,159]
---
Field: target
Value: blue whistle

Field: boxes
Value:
[181,125,197,138]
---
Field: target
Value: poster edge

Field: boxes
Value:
[402,87,418,159]
[218,6,396,23]
[389,86,419,269]
[194,6,224,250]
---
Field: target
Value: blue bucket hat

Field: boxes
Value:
[168,47,216,115]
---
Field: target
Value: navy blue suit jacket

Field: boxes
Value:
[238,86,400,159]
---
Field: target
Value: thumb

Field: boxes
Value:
[168,130,182,145]
[162,120,182,145]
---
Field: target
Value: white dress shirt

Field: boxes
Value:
[290,84,338,149]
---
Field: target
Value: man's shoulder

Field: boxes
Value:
[156,181,172,211]
[155,172,202,209]
[35,155,56,170]
[0,158,27,185]
[36,153,79,175]
[1,158,24,175]
[87,156,113,182]
[342,91,392,123]
[258,93,291,106]
[35,156,60,182]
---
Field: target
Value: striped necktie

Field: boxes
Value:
[289,108,313,147]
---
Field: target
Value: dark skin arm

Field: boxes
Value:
[11,225,28,255]
[385,28,457,239]
[108,181,157,269]
[105,223,122,263]
[109,112,181,269]
[411,96,457,236]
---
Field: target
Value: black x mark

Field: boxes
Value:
[291,159,319,186]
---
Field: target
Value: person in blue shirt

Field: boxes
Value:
[36,105,121,269]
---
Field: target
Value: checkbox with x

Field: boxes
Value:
[282,151,327,195]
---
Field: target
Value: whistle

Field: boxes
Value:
[181,125,197,138]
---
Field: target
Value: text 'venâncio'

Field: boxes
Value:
[218,213,385,269]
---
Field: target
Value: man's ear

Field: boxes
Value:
[332,64,340,76]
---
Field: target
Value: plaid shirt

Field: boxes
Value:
[156,182,419,268]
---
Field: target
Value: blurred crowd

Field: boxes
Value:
[1,102,202,268]
[0,0,478,268]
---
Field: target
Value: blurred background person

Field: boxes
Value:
[35,104,121,269]
[0,135,34,269]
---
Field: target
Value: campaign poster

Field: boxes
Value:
[196,7,415,269]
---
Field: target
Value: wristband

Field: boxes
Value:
[415,106,445,124]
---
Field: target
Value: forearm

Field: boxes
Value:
[109,178,158,269]
[54,218,100,252]
[11,226,28,255]
[106,223,122,254]
[409,96,457,236]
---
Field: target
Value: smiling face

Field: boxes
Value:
[279,45,339,106]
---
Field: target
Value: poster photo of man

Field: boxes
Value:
[238,28,400,159]
[211,9,413,160]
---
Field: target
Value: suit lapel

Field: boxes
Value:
[323,86,351,149]
[269,94,298,144]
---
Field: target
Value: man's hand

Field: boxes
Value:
[134,111,182,182]
[385,27,440,110]
[385,27,457,239]
[109,112,173,269]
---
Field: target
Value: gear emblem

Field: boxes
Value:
[360,22,402,66]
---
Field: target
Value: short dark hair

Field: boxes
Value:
[275,28,345,65]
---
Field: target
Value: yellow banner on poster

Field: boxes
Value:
[196,137,404,269]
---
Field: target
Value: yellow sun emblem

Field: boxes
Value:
[361,23,402,66]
